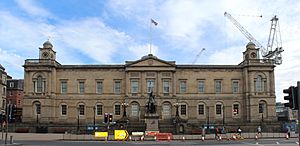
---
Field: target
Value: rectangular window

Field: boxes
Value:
[163,80,170,94]
[198,104,204,115]
[96,81,103,94]
[147,79,155,93]
[131,80,139,93]
[179,80,187,93]
[232,81,239,93]
[180,105,186,115]
[233,104,239,115]
[215,80,222,93]
[115,105,121,115]
[114,80,121,94]
[198,80,205,93]
[61,81,67,94]
[216,104,222,115]
[96,105,103,115]
[61,105,67,115]
[9,82,14,88]
[79,81,85,94]
[79,105,85,115]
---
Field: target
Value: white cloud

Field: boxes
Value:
[14,0,52,17]
[128,43,159,58]
[56,18,133,64]
[0,48,24,78]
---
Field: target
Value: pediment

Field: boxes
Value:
[125,54,176,67]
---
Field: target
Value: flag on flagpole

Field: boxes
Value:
[151,19,158,26]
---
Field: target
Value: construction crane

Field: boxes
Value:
[192,48,205,64]
[224,12,283,65]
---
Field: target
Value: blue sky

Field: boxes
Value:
[0,0,299,102]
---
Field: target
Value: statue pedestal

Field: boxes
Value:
[145,113,159,132]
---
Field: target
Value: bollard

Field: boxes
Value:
[129,136,131,141]
[167,136,170,142]
[285,134,289,140]
[9,135,13,144]
[154,136,156,141]
[141,135,144,141]
[218,135,222,141]
[255,134,258,140]
[201,136,205,141]
[182,136,185,142]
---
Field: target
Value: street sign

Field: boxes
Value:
[114,130,128,140]
[95,132,108,138]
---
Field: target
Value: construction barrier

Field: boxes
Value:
[155,133,173,141]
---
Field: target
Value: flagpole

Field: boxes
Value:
[149,19,152,55]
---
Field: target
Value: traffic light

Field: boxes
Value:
[104,113,108,123]
[283,86,299,110]
[11,104,17,121]
[109,114,113,122]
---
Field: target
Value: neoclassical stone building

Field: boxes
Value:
[23,41,278,133]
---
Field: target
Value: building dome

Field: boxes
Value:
[141,54,158,60]
[43,40,53,49]
[246,42,256,49]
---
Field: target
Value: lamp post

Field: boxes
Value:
[206,106,210,134]
[77,107,80,134]
[121,102,129,118]
[223,106,225,126]
[93,106,96,132]
[173,103,179,117]
[173,103,179,134]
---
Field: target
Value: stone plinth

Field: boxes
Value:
[145,113,159,132]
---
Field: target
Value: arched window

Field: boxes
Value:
[37,75,43,92]
[259,100,267,119]
[255,75,266,92]
[162,102,171,119]
[131,102,139,117]
[256,75,263,92]
[33,101,41,115]
[33,74,46,93]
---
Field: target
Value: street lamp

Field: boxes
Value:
[93,106,96,132]
[77,107,80,134]
[173,103,179,134]
[173,103,179,117]
[206,106,210,134]
[223,106,225,126]
[121,102,129,118]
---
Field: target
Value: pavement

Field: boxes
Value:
[0,132,296,141]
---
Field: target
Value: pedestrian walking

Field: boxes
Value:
[215,127,219,140]
[287,126,291,138]
[257,126,262,136]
